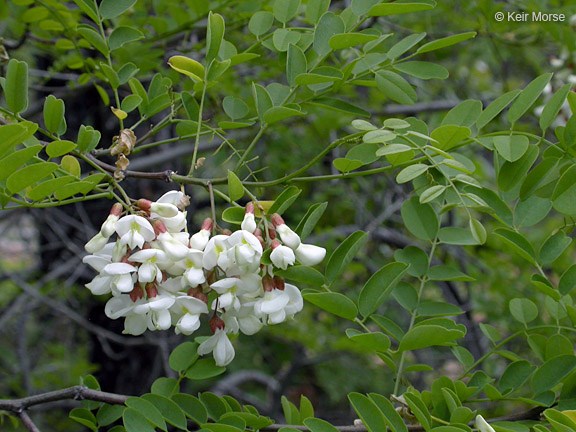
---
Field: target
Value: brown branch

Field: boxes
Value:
[18,411,40,432]
[85,153,175,183]
[0,386,128,412]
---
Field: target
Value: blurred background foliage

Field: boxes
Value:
[0,0,575,430]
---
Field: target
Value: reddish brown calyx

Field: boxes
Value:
[145,283,158,298]
[136,199,152,213]
[153,220,168,236]
[262,275,275,292]
[110,202,123,216]
[209,315,225,333]
[201,218,214,231]
[245,202,255,214]
[273,276,285,291]
[270,213,284,228]
[188,287,208,303]
[130,285,144,302]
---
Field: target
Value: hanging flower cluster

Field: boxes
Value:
[83,191,326,366]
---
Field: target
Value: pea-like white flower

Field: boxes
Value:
[271,214,300,249]
[294,243,326,266]
[129,248,168,284]
[171,295,209,335]
[155,228,190,261]
[222,303,263,335]
[254,288,291,324]
[190,218,213,251]
[210,274,261,311]
[270,242,296,270]
[197,328,235,366]
[218,230,263,276]
[202,234,230,270]
[85,232,108,254]
[115,215,156,249]
[475,415,495,432]
[241,202,257,233]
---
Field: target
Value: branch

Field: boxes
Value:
[85,153,175,183]
[0,386,128,412]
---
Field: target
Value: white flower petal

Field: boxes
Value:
[123,314,147,335]
[105,296,134,319]
[295,243,326,266]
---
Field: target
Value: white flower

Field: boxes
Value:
[270,244,296,269]
[197,329,235,366]
[155,231,190,261]
[218,230,263,276]
[85,262,137,295]
[283,283,303,317]
[85,232,108,253]
[171,295,209,335]
[475,415,495,432]
[254,289,290,324]
[222,303,263,335]
[129,248,168,284]
[271,214,300,249]
[294,243,326,266]
[150,202,179,218]
[210,275,261,311]
[241,213,257,233]
[190,218,213,250]
[181,250,206,288]
[115,215,156,249]
[202,235,230,269]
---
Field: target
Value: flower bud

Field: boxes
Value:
[262,274,275,292]
[150,202,179,218]
[190,218,212,250]
[271,213,300,249]
[241,203,257,233]
[475,415,495,432]
[136,199,152,213]
[294,243,326,266]
[85,232,108,253]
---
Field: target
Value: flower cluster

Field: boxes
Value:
[83,192,326,366]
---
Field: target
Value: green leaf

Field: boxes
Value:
[97,404,124,427]
[262,106,306,124]
[307,98,370,117]
[168,55,205,83]
[76,125,101,154]
[6,162,59,193]
[303,417,339,432]
[329,32,378,50]
[552,165,576,216]
[27,176,75,201]
[544,409,576,432]
[273,28,301,52]
[169,341,199,373]
[125,397,167,431]
[306,0,330,23]
[403,393,431,431]
[0,122,37,159]
[394,61,448,80]
[185,358,226,380]
[498,360,534,393]
[363,129,397,143]
[123,408,155,432]
[476,89,521,129]
[5,59,29,114]
[417,32,476,54]
[199,392,229,421]
[43,95,66,135]
[333,158,364,173]
[368,2,435,16]
[109,26,144,50]
[420,185,446,203]
[401,197,439,241]
[141,394,187,430]
[509,298,538,324]
[507,73,553,124]
[100,0,136,18]
[303,292,358,320]
[560,265,576,295]
[430,125,470,150]
[295,202,328,239]
[493,228,536,264]
[398,324,465,351]
[222,96,249,120]
[281,396,300,425]
[375,71,416,105]
[222,207,245,224]
[206,12,225,63]
[396,164,429,184]
[346,143,379,165]
[252,83,273,121]
[417,301,463,317]
[428,265,474,282]
[532,355,576,392]
[172,394,208,425]
[394,246,428,277]
[493,135,530,162]
[249,11,274,36]
[368,393,408,432]
[61,155,81,176]
[69,407,98,431]
[540,84,572,131]
[313,12,345,56]
[347,329,391,353]
[469,218,487,244]
[0,145,43,181]
[267,186,302,215]
[228,170,244,201]
[325,231,368,283]
[275,265,325,287]
[442,99,483,127]
[387,33,426,60]
[376,143,413,157]
[539,231,571,265]
[77,25,109,56]
[287,44,307,87]
[72,0,99,22]
[121,94,143,113]
[273,0,300,23]
[299,395,314,421]
[497,145,538,192]
[46,140,76,158]
[348,393,388,432]
[151,377,179,397]
[358,262,408,317]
